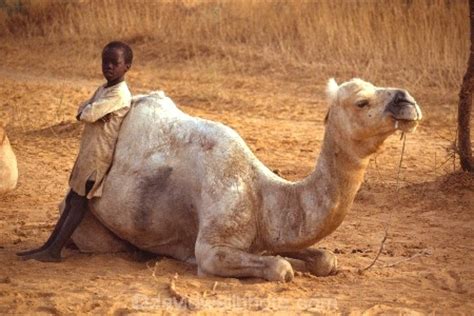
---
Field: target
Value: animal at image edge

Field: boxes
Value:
[61,78,422,282]
[0,127,18,195]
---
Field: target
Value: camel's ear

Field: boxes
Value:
[326,78,339,103]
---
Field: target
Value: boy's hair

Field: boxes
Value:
[103,41,133,65]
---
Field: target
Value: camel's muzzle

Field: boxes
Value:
[385,90,422,132]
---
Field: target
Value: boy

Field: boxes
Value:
[17,41,133,262]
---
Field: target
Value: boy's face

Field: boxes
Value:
[102,48,130,86]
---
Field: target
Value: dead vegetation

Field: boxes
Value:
[0,0,468,91]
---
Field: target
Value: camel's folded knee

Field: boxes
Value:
[195,244,294,282]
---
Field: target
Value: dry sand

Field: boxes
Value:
[0,55,473,314]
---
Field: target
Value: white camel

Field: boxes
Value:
[0,127,18,194]
[66,78,422,281]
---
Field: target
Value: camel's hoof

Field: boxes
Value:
[306,250,337,277]
[265,257,294,282]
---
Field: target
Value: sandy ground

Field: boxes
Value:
[0,58,473,315]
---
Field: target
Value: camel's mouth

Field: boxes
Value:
[394,118,420,133]
[386,99,422,133]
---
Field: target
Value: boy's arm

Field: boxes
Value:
[76,88,100,121]
[76,101,91,121]
[77,101,89,116]
[78,90,130,123]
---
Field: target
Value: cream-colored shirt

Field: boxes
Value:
[69,81,131,199]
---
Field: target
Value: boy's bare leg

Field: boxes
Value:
[16,192,74,256]
[19,191,88,262]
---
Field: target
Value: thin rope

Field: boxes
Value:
[359,132,407,273]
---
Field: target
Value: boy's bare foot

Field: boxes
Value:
[16,247,46,256]
[19,249,61,262]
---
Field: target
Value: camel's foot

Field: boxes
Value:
[281,248,337,277]
[264,256,294,282]
[305,249,337,276]
[196,244,294,282]
[19,249,61,262]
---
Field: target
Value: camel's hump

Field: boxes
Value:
[130,90,182,117]
[132,90,167,104]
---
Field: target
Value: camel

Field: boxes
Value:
[0,127,18,194]
[63,78,422,281]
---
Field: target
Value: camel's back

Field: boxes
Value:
[111,92,286,188]
[114,92,258,178]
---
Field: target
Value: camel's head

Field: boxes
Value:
[325,78,422,156]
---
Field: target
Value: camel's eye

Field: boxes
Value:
[356,100,369,108]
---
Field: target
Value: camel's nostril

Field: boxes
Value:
[393,91,416,108]
[386,90,417,120]
[393,90,410,104]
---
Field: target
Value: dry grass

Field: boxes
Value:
[0,0,469,91]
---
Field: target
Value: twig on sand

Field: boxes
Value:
[212,281,218,293]
[146,261,159,280]
[383,250,431,268]
[168,273,197,311]
[358,133,407,274]
[146,262,197,310]
[358,228,388,274]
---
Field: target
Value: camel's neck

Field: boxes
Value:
[260,125,370,252]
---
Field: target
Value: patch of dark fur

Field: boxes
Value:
[134,166,173,231]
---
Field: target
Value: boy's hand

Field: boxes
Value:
[101,113,112,123]
[77,102,88,114]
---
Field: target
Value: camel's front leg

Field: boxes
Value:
[195,182,293,282]
[196,242,294,282]
[280,248,337,277]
